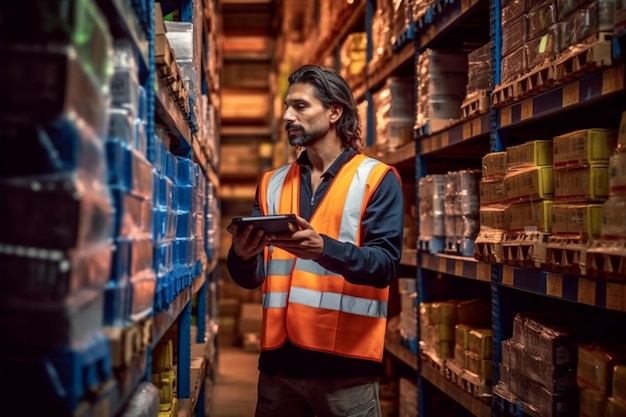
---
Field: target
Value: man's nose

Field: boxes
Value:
[283,107,296,122]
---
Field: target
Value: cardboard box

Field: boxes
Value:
[554,165,610,202]
[507,200,553,232]
[551,203,603,238]
[480,179,506,205]
[618,110,626,152]
[482,152,508,178]
[504,166,554,202]
[553,128,617,168]
[506,140,553,169]
[479,204,508,230]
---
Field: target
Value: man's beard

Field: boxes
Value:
[287,124,329,147]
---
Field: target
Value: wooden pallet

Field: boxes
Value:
[586,239,626,280]
[491,81,517,107]
[461,90,490,119]
[474,227,505,264]
[545,235,588,276]
[421,349,445,375]
[515,61,557,99]
[555,33,613,83]
[445,360,492,399]
[501,231,550,269]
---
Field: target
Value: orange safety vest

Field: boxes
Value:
[257,153,398,362]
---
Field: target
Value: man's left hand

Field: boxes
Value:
[267,215,324,260]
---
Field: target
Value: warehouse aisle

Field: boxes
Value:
[210,346,259,417]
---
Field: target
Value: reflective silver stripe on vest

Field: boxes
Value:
[262,291,288,309]
[267,259,295,276]
[289,286,387,318]
[294,259,341,277]
[265,165,291,215]
[339,157,382,244]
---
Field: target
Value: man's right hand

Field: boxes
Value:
[226,223,269,261]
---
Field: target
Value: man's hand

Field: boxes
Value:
[226,222,270,261]
[267,215,324,260]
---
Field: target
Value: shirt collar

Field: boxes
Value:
[296,148,357,178]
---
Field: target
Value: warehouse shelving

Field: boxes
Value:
[308,0,626,416]
[0,0,221,415]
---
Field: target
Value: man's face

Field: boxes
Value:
[283,82,332,147]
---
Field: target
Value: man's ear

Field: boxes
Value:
[329,105,343,122]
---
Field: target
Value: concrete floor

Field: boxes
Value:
[209,346,259,417]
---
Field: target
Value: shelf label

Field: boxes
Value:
[477,262,491,281]
[439,257,447,272]
[472,117,482,136]
[606,282,626,312]
[521,99,533,120]
[500,107,512,126]
[455,260,464,277]
[578,278,597,306]
[441,131,450,148]
[546,274,563,298]
[562,82,579,107]
[502,266,515,286]
[463,122,472,140]
[602,65,625,95]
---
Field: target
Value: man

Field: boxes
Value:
[226,65,404,417]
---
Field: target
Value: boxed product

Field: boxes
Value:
[457,299,491,326]
[577,344,626,394]
[430,301,459,324]
[483,152,508,179]
[603,196,626,238]
[553,128,617,168]
[468,328,493,358]
[417,49,469,74]
[466,42,492,94]
[506,200,553,232]
[526,24,563,68]
[607,397,626,417]
[504,166,555,202]
[523,349,578,392]
[420,71,468,97]
[480,204,509,230]
[501,45,529,83]
[466,350,493,380]
[502,14,528,56]
[506,140,554,169]
[609,153,626,194]
[554,165,610,202]
[480,178,506,205]
[550,203,603,238]
[455,324,473,349]
[618,110,626,153]
[527,0,558,39]
[579,388,608,417]
[613,364,626,402]
[503,0,528,25]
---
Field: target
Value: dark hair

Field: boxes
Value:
[288,65,364,152]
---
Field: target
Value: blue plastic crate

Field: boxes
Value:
[129,269,156,322]
[134,118,147,156]
[130,149,153,199]
[175,156,194,185]
[0,332,112,411]
[0,242,112,303]
[0,174,114,250]
[0,291,104,348]
[173,237,190,267]
[0,115,106,178]
[110,237,131,283]
[175,184,194,212]
[103,280,131,327]
[111,188,145,238]
[129,237,153,277]
[176,210,192,239]
[106,139,133,191]
[108,107,135,146]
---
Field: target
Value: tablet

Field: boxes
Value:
[230,214,298,235]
